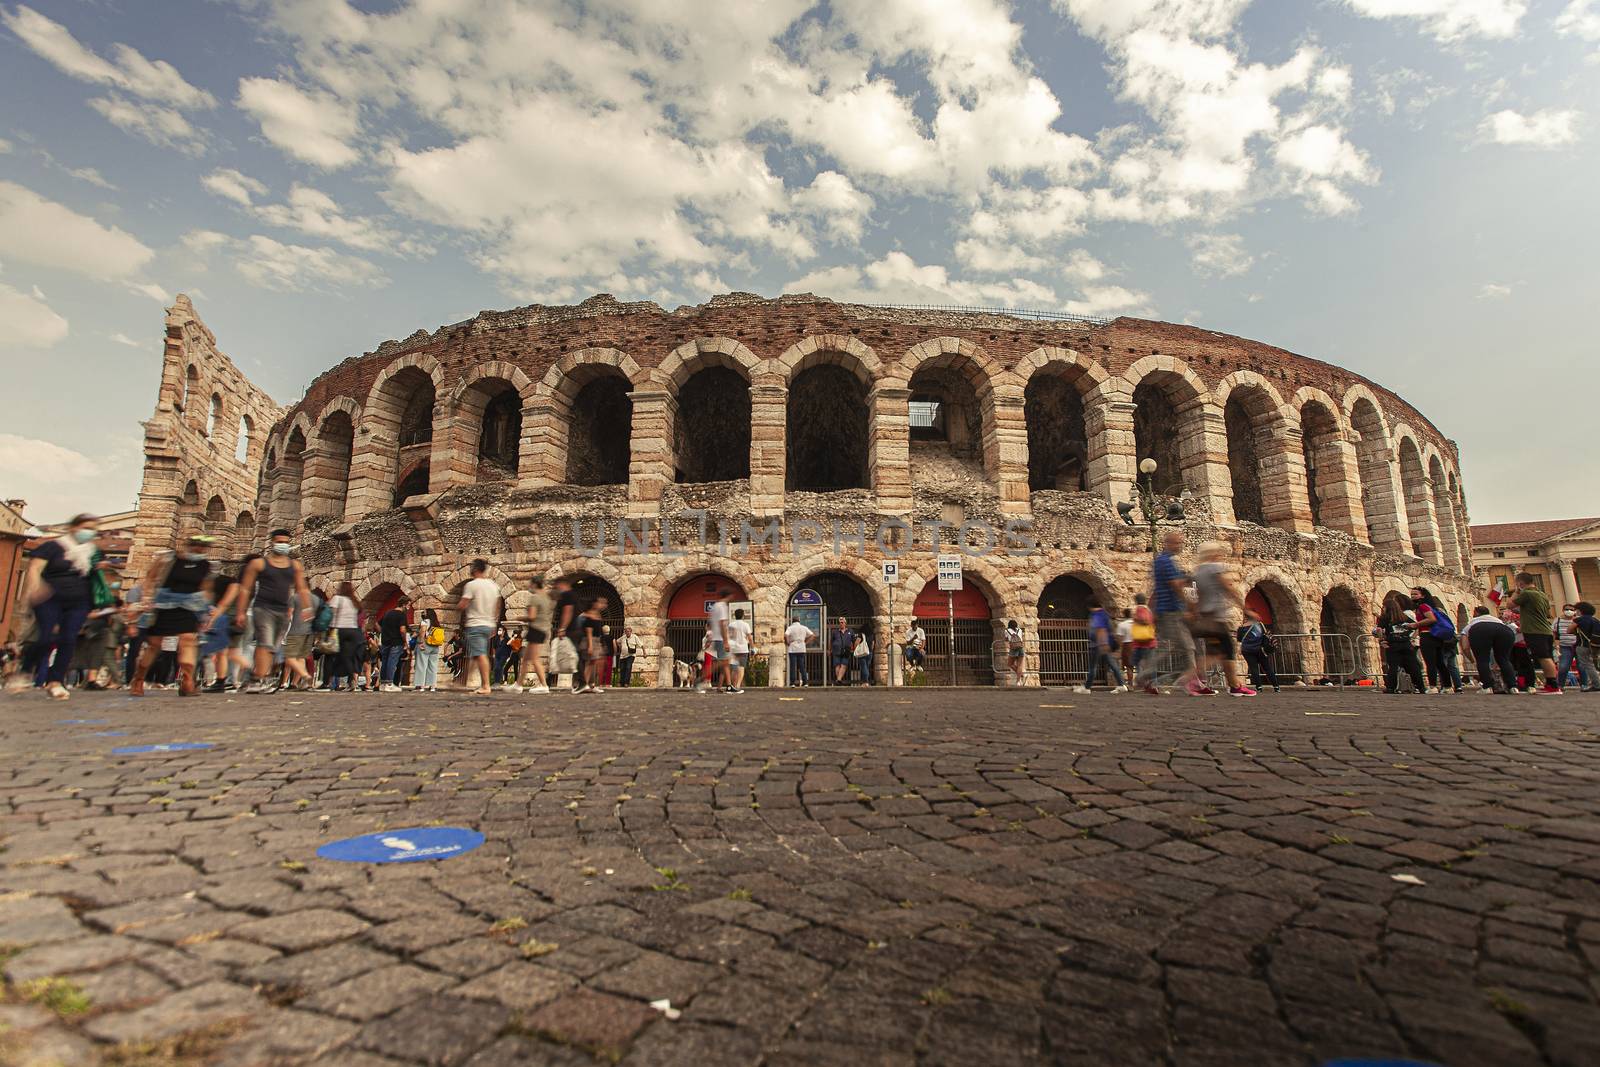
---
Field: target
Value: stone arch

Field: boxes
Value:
[235,414,254,465]
[1216,372,1298,530]
[272,425,308,530]
[777,554,892,619]
[1021,348,1106,494]
[1345,389,1406,553]
[787,362,870,492]
[1319,584,1371,680]
[448,362,535,484]
[1426,452,1461,572]
[430,561,515,608]
[206,393,223,439]
[1293,387,1359,536]
[1244,571,1310,678]
[182,364,201,428]
[203,495,228,549]
[667,346,753,484]
[1124,356,1213,499]
[354,567,421,605]
[651,554,763,620]
[352,353,443,515]
[1447,467,1471,567]
[890,339,1009,486]
[305,400,358,522]
[1394,431,1439,564]
[234,511,254,552]
[774,335,881,386]
[531,349,642,488]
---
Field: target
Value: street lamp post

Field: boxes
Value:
[1117,458,1184,552]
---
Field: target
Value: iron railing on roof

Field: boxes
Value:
[857,301,1113,325]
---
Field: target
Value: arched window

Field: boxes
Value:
[206,394,222,438]
[1025,369,1089,492]
[182,365,199,417]
[674,367,750,484]
[787,364,869,492]
[565,375,632,486]
[235,414,253,464]
[1132,379,1192,495]
[1224,395,1266,525]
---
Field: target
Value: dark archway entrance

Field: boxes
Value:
[395,461,430,506]
[675,368,750,483]
[568,573,625,634]
[1026,372,1089,492]
[1036,574,1096,687]
[664,573,747,667]
[787,365,869,491]
[1132,380,1188,495]
[789,571,874,686]
[566,376,632,486]
[478,387,522,479]
[1247,580,1304,678]
[1320,586,1370,682]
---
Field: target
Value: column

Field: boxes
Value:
[749,378,787,517]
[344,427,395,520]
[870,384,912,516]
[521,399,563,487]
[626,388,676,517]
[1185,403,1235,525]
[428,404,461,492]
[1087,398,1137,506]
[299,444,347,522]
[988,388,1031,518]
[1314,434,1366,539]
[1260,421,1312,534]
[1558,558,1581,606]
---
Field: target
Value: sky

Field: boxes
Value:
[1,0,1596,527]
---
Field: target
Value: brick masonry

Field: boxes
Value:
[129,293,1476,681]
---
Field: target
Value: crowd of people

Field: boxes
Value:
[7,515,1598,699]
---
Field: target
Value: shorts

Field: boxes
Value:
[1191,616,1235,657]
[711,640,728,661]
[1524,633,1555,660]
[526,627,547,645]
[283,633,313,659]
[464,625,494,658]
[832,655,850,669]
[1008,645,1024,659]
[732,651,749,666]
[253,606,291,649]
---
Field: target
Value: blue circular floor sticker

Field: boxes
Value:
[316,827,485,864]
[58,718,109,725]
[112,742,214,754]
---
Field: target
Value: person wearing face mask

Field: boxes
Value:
[128,528,215,696]
[21,514,101,700]
[1554,603,1595,691]
[235,529,315,694]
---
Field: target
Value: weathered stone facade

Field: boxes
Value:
[135,292,1477,683]
[127,296,284,579]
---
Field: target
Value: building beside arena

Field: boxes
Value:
[128,291,1477,685]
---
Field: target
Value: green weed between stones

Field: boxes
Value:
[21,976,91,1017]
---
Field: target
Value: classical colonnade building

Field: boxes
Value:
[130,292,1476,685]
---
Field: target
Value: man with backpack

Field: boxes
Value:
[1572,602,1600,692]
[1237,617,1280,692]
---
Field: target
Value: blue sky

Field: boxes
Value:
[1,0,1596,525]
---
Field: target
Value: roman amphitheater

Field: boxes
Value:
[130,292,1477,685]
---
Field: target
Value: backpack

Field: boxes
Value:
[427,626,446,647]
[1428,611,1456,642]
[312,601,334,633]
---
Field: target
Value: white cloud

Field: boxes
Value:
[790,172,874,244]
[109,332,144,347]
[1342,1,1527,41]
[1477,282,1512,298]
[236,78,360,169]
[789,251,1061,309]
[0,433,129,523]
[1482,108,1581,147]
[1185,233,1254,277]
[0,136,11,153]
[1558,1,1600,46]
[184,231,387,292]
[124,281,169,302]
[0,181,153,279]
[201,168,267,207]
[88,94,206,155]
[252,185,427,256]
[1,5,215,108]
[1062,285,1153,318]
[0,283,68,349]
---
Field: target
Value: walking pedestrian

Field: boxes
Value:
[548,575,580,691]
[1115,608,1134,683]
[236,530,313,693]
[413,609,443,691]
[326,582,362,691]
[1463,606,1518,694]
[22,513,100,700]
[1375,594,1427,694]
[1004,619,1026,687]
[573,596,608,693]
[458,559,501,696]
[615,625,639,688]
[280,584,324,691]
[1555,604,1595,691]
[1128,593,1157,691]
[1078,600,1126,693]
[518,576,553,693]
[700,587,734,694]
[1190,542,1256,697]
[128,528,214,697]
[1573,602,1600,692]
[784,616,814,687]
[1510,573,1563,694]
[1151,531,1205,696]
[727,607,752,693]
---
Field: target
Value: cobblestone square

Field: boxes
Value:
[2,687,1598,1066]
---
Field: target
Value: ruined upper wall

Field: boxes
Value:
[266,292,1459,470]
[126,296,284,577]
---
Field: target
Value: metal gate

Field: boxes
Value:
[1037,620,1090,687]
[666,619,709,671]
[920,618,996,686]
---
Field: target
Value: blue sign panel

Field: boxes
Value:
[315,827,485,864]
[112,742,214,754]
[790,588,823,607]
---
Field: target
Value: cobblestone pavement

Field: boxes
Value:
[1,686,1598,1066]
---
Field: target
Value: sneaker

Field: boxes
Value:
[242,681,270,694]
[501,684,523,693]
[205,680,228,694]
[728,687,744,694]
[1229,685,1258,697]
[1111,685,1128,694]
[1538,684,1563,695]
[527,684,550,694]
[381,684,400,693]
[1183,679,1209,697]
[1071,685,1091,694]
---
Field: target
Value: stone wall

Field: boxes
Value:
[127,296,283,579]
[127,291,1477,684]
